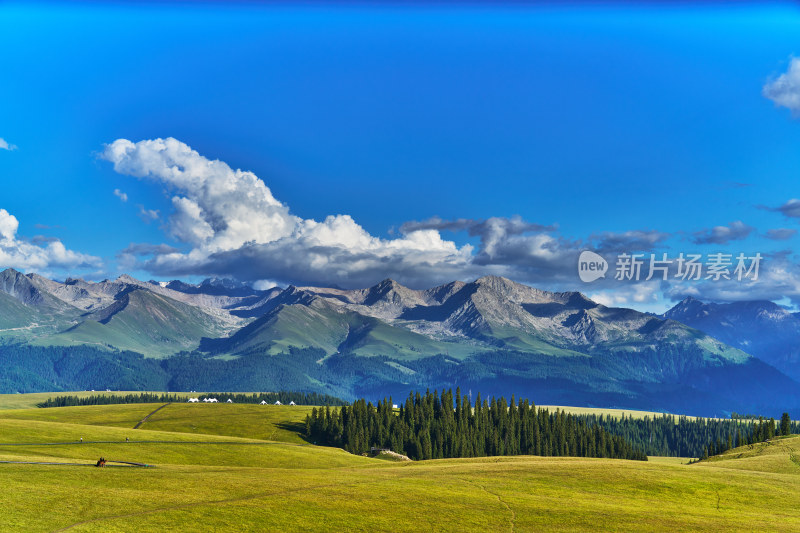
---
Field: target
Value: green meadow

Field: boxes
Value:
[0,395,798,532]
[0,391,199,410]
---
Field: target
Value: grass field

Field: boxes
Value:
[0,391,199,410]
[536,405,721,421]
[0,396,798,532]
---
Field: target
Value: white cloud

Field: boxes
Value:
[0,209,101,271]
[253,279,278,291]
[102,138,294,250]
[137,205,160,223]
[113,189,128,202]
[101,137,478,287]
[589,283,660,308]
[691,221,754,245]
[0,138,17,151]
[764,58,800,116]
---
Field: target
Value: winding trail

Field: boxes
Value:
[0,460,150,467]
[464,479,516,532]
[133,403,171,429]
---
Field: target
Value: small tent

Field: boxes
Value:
[226,399,234,403]
[274,401,282,405]
[260,400,267,405]
[289,401,296,406]
[188,398,199,403]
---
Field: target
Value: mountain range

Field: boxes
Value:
[663,296,800,383]
[0,268,797,417]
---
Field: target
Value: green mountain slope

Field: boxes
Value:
[202,300,476,360]
[37,289,232,357]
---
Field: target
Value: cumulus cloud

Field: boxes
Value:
[691,221,754,245]
[763,58,800,116]
[102,138,294,250]
[113,189,128,202]
[101,138,480,287]
[765,228,797,241]
[0,208,101,271]
[0,138,17,151]
[761,198,800,219]
[399,215,574,280]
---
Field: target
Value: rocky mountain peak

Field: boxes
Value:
[0,267,49,306]
[664,296,708,320]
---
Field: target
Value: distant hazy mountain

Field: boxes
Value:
[0,268,797,416]
[664,296,800,382]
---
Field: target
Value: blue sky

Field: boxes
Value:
[1,1,800,312]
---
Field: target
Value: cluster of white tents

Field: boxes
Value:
[187,397,296,406]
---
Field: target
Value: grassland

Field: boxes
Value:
[0,391,199,410]
[536,404,722,421]
[0,396,798,532]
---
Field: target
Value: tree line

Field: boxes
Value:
[580,411,797,458]
[700,413,794,460]
[306,389,648,461]
[38,390,346,408]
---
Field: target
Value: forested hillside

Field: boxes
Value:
[306,390,800,459]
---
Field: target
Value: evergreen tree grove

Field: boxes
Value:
[305,389,647,461]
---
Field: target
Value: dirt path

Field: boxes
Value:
[464,479,516,533]
[0,460,150,467]
[133,403,171,429]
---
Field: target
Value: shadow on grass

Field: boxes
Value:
[275,421,313,443]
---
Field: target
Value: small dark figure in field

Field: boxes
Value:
[95,458,106,467]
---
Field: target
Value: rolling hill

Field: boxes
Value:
[0,401,799,532]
